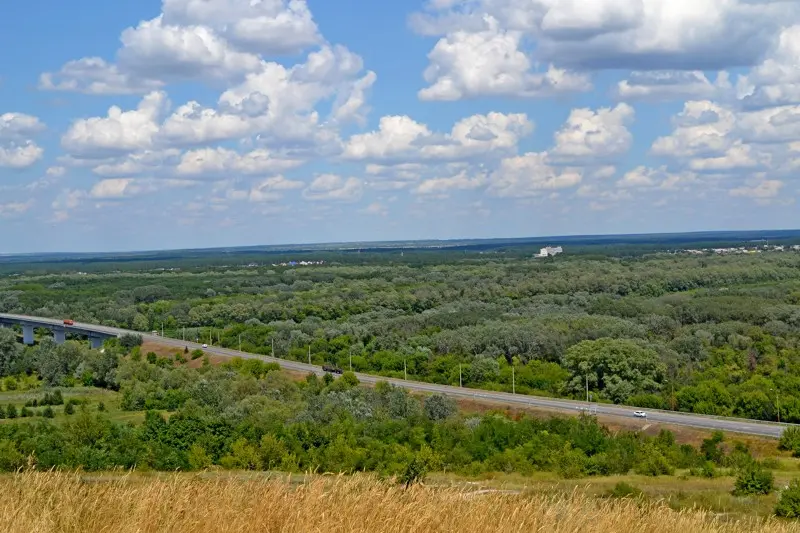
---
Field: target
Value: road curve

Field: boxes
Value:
[0,313,792,438]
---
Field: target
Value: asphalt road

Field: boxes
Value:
[1,313,791,438]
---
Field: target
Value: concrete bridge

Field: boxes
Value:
[0,315,117,348]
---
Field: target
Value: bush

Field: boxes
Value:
[19,407,30,418]
[779,426,800,457]
[776,479,800,518]
[423,394,457,421]
[120,333,143,349]
[606,482,644,499]
[146,352,158,364]
[98,402,106,412]
[6,405,17,419]
[191,349,204,360]
[64,402,74,415]
[42,406,54,418]
[733,462,774,496]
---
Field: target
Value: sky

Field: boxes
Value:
[2,0,800,253]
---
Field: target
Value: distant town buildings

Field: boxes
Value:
[671,244,800,256]
[535,246,563,258]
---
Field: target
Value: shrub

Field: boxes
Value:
[146,352,158,364]
[64,402,74,415]
[98,402,106,412]
[776,479,800,518]
[779,426,800,457]
[42,406,54,418]
[606,482,644,499]
[19,407,30,418]
[733,462,774,496]
[191,349,204,360]
[423,394,457,421]
[6,405,17,419]
[119,333,143,349]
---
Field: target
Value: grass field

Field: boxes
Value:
[3,471,800,533]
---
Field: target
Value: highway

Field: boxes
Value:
[0,313,791,438]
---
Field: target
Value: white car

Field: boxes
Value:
[633,411,647,418]
[202,344,208,348]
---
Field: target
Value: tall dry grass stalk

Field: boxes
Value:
[0,471,797,533]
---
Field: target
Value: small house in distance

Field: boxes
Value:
[535,246,563,258]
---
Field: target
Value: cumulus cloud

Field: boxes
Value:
[730,178,784,201]
[61,91,168,158]
[551,103,634,162]
[419,17,591,100]
[0,142,44,169]
[89,177,196,199]
[41,0,322,94]
[0,200,33,218]
[487,152,582,198]
[302,174,363,201]
[616,71,731,101]
[175,147,303,178]
[737,25,800,109]
[411,0,798,71]
[344,112,532,161]
[413,169,487,197]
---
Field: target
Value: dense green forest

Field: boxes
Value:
[0,332,762,479]
[3,249,800,422]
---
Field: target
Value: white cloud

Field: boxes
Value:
[175,147,303,178]
[41,0,322,94]
[551,103,634,161]
[411,0,798,71]
[487,152,582,197]
[0,142,44,169]
[117,17,262,82]
[419,17,591,100]
[0,200,33,218]
[161,0,320,55]
[360,202,388,216]
[91,150,181,178]
[0,113,46,140]
[737,25,800,109]
[302,174,363,201]
[730,179,784,200]
[89,177,196,199]
[46,166,66,177]
[413,169,487,196]
[616,165,698,190]
[61,91,168,158]
[344,112,532,161]
[247,175,304,202]
[616,71,731,101]
[39,58,164,95]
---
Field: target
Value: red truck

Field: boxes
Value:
[63,319,74,326]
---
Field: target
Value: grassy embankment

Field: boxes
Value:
[2,471,800,533]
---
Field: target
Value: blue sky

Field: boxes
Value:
[1,0,800,253]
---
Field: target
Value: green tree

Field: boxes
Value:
[776,479,800,518]
[564,338,665,404]
[423,394,457,421]
[733,462,774,496]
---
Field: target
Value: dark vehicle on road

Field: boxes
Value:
[322,363,343,375]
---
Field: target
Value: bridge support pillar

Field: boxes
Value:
[90,336,104,349]
[22,324,34,345]
[53,328,66,345]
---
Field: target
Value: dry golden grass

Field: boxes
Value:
[1,472,799,533]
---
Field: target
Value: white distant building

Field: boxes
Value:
[535,246,563,258]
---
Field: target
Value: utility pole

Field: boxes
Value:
[512,365,515,395]
[772,387,781,423]
[349,346,353,372]
[586,374,589,403]
[161,323,164,338]
[308,345,311,365]
[238,334,241,352]
[271,338,274,358]
[459,364,462,388]
[182,327,185,341]
[404,357,407,380]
